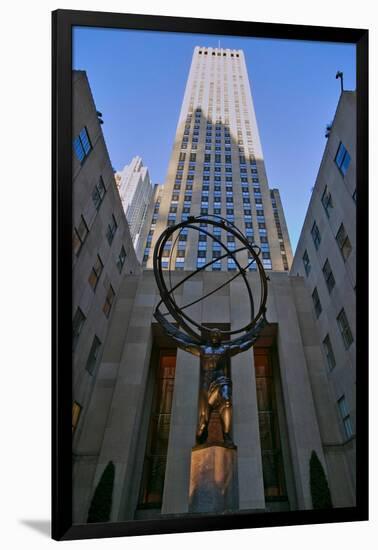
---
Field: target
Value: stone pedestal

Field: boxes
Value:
[188,444,238,513]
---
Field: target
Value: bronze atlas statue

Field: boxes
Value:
[153,215,268,449]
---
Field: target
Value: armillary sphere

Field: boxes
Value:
[153,214,268,345]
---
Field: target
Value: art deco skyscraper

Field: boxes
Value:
[115,156,154,262]
[143,46,292,272]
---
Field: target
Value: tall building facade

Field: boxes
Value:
[115,156,154,262]
[291,91,356,486]
[72,70,140,471]
[143,47,292,272]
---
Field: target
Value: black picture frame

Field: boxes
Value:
[52,9,368,541]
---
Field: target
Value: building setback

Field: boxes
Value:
[72,70,140,458]
[270,188,293,270]
[115,156,154,262]
[71,54,356,524]
[291,91,356,488]
[143,47,292,272]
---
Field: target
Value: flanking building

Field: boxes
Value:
[115,156,154,262]
[71,54,356,524]
[291,91,356,488]
[72,70,141,457]
[142,183,165,266]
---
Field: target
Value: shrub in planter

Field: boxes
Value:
[309,450,333,509]
[87,461,115,523]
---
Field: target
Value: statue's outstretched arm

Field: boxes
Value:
[225,316,267,358]
[154,309,201,357]
[226,339,253,358]
[174,338,202,357]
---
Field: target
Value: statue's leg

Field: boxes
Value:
[196,389,209,444]
[219,385,235,447]
[220,401,232,433]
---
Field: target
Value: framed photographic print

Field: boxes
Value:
[52,9,368,541]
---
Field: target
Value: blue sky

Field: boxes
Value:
[73,27,356,251]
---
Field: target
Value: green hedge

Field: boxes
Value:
[87,461,115,523]
[309,451,333,509]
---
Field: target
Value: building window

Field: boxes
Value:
[323,334,336,371]
[255,348,287,498]
[73,215,89,256]
[337,395,353,439]
[86,335,101,375]
[337,308,353,349]
[88,255,103,290]
[227,258,237,271]
[138,350,177,508]
[321,186,333,218]
[336,223,352,261]
[335,142,351,176]
[72,307,86,350]
[72,401,82,433]
[92,177,106,210]
[311,221,321,250]
[73,127,92,163]
[103,285,115,318]
[106,215,118,245]
[322,259,335,294]
[116,246,127,273]
[312,287,322,318]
